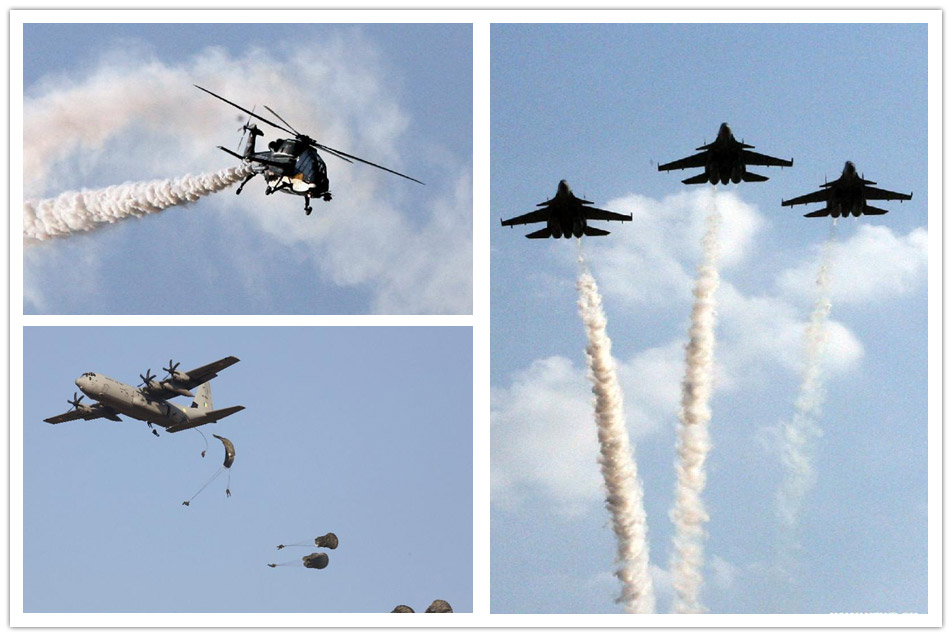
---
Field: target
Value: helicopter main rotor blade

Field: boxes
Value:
[263,105,301,136]
[310,142,425,185]
[195,85,297,137]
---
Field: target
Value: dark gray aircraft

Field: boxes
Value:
[44,356,244,437]
[782,161,913,217]
[195,85,423,215]
[658,122,793,185]
[500,180,632,239]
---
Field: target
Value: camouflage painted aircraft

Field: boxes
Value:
[500,180,632,239]
[782,161,913,218]
[44,356,244,437]
[658,122,793,185]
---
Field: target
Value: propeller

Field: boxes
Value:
[68,392,84,411]
[139,369,156,387]
[163,360,181,380]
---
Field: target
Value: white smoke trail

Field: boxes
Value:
[23,166,252,242]
[669,194,721,613]
[577,250,656,614]
[777,220,837,531]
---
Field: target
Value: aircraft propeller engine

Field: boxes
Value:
[67,392,84,411]
[139,369,157,388]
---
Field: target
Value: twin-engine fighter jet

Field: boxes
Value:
[658,122,793,185]
[44,356,244,436]
[781,161,912,218]
[500,180,632,239]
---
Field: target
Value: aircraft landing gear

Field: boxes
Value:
[236,173,255,195]
[304,194,312,215]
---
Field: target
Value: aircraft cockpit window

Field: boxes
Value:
[278,140,298,155]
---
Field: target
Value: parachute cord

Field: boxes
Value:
[225,470,232,497]
[267,559,300,568]
[276,539,313,549]
[194,428,209,457]
[182,466,225,506]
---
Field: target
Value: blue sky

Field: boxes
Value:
[20,22,472,314]
[21,326,472,614]
[491,19,932,615]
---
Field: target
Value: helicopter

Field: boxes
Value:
[195,85,423,215]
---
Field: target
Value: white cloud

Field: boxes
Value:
[23,34,472,314]
[584,189,765,307]
[776,224,927,305]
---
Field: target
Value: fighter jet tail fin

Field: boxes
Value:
[582,226,610,237]
[804,208,832,218]
[191,382,212,410]
[863,204,889,215]
[742,171,769,182]
[525,228,553,239]
[682,172,710,185]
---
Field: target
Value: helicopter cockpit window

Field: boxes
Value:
[278,140,299,155]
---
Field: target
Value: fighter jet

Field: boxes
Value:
[781,161,912,218]
[44,356,244,437]
[499,180,632,239]
[658,122,793,185]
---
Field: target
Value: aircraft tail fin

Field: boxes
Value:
[191,382,213,410]
[682,172,710,185]
[742,171,769,182]
[525,228,553,239]
[804,208,832,218]
[582,226,610,237]
[863,204,889,215]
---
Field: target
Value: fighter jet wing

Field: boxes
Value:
[581,205,633,223]
[782,188,830,207]
[44,404,122,424]
[742,149,793,168]
[863,186,912,202]
[657,151,708,172]
[501,207,551,227]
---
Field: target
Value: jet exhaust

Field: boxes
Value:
[777,220,837,533]
[576,248,656,614]
[23,166,253,242]
[669,192,721,613]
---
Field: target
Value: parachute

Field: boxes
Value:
[302,552,329,569]
[277,532,338,550]
[269,532,338,569]
[182,434,235,506]
[390,600,453,613]
[425,599,453,613]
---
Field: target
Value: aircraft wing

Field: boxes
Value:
[742,149,793,168]
[147,356,241,401]
[581,206,633,223]
[863,185,912,202]
[501,207,551,227]
[657,151,708,172]
[782,188,830,207]
[44,403,121,424]
[178,356,241,389]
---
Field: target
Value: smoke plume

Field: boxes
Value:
[777,221,837,531]
[577,254,656,614]
[669,197,721,613]
[23,166,252,242]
